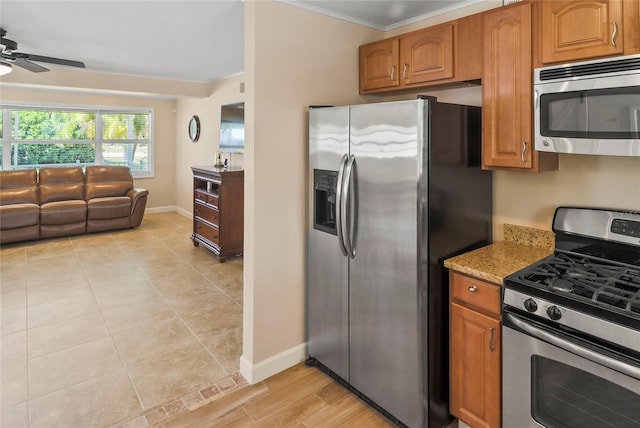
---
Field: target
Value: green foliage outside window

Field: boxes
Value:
[1,108,152,173]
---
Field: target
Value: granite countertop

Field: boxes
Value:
[444,224,555,285]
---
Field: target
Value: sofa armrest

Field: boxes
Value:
[127,188,149,204]
[127,188,149,227]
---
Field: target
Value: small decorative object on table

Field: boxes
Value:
[215,151,225,167]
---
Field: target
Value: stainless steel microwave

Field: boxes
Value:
[534,54,640,156]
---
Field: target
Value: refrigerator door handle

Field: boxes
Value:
[336,154,349,257]
[343,155,357,259]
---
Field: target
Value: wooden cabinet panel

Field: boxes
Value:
[482,2,534,169]
[456,14,483,82]
[400,24,454,85]
[450,302,501,428]
[541,0,624,63]
[191,166,243,262]
[451,272,501,316]
[195,189,219,208]
[359,38,400,91]
[195,220,219,246]
[624,0,640,54]
[194,202,219,227]
[358,15,482,93]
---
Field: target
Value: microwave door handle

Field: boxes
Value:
[336,154,348,257]
[505,313,640,380]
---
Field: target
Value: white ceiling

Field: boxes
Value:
[0,0,483,84]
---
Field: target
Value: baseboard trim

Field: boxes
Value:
[239,343,307,384]
[174,206,191,219]
[144,206,192,219]
[145,206,177,214]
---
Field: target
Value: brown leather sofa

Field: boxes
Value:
[0,166,149,245]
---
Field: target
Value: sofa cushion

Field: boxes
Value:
[0,170,38,205]
[39,167,84,204]
[87,197,131,220]
[85,166,133,200]
[41,223,86,239]
[1,225,39,244]
[0,204,40,229]
[41,200,87,225]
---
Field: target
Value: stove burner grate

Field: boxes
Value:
[517,252,640,318]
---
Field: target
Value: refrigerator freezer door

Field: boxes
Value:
[308,106,350,380]
[348,100,424,428]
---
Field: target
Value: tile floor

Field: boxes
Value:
[1,212,244,428]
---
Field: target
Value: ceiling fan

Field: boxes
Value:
[0,28,85,74]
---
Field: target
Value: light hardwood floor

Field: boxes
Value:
[164,363,394,428]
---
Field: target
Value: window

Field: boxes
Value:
[0,105,153,176]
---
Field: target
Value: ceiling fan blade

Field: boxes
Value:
[13,57,49,72]
[18,53,85,68]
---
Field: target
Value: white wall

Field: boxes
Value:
[240,0,382,382]
[493,155,640,239]
[174,75,246,216]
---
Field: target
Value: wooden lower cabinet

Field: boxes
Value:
[191,166,244,262]
[450,272,501,428]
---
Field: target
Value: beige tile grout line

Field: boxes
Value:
[112,223,245,427]
[13,214,242,428]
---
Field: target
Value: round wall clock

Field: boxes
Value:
[188,115,200,142]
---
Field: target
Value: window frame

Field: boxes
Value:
[0,102,154,178]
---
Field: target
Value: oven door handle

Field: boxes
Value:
[505,313,640,380]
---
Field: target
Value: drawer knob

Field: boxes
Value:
[468,285,477,293]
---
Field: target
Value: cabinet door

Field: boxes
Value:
[541,0,624,64]
[450,302,501,428]
[482,3,534,169]
[400,24,454,85]
[359,38,399,92]
[624,0,640,54]
[456,14,483,82]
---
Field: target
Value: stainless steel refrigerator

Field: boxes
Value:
[307,98,492,427]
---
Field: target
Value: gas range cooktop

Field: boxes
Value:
[508,251,640,321]
[504,207,640,330]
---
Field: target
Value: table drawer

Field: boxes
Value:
[194,202,219,226]
[451,272,501,316]
[195,220,219,246]
[195,189,219,207]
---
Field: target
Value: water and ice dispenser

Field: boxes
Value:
[313,169,338,235]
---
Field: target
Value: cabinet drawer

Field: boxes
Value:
[451,272,500,316]
[195,189,219,207]
[195,221,219,245]
[194,202,219,226]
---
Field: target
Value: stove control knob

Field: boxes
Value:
[546,306,562,321]
[523,298,538,312]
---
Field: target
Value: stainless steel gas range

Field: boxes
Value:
[502,207,640,428]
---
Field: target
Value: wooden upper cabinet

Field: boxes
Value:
[359,38,400,91]
[358,14,482,94]
[482,2,534,169]
[624,0,640,54]
[456,14,484,82]
[400,24,454,85]
[541,0,624,64]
